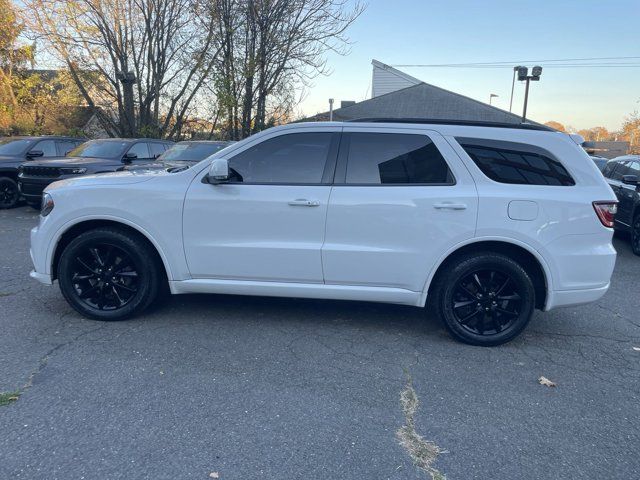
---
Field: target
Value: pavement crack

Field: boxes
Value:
[396,370,446,480]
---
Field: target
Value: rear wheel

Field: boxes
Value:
[433,252,535,346]
[0,177,20,209]
[632,214,640,256]
[57,227,163,320]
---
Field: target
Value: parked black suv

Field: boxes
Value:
[0,136,84,209]
[18,138,173,207]
[122,140,234,173]
[602,155,640,255]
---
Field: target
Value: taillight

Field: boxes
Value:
[592,201,617,228]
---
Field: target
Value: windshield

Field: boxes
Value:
[67,140,129,158]
[0,139,33,155]
[160,143,230,162]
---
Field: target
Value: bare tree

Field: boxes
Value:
[26,0,222,139]
[211,0,364,140]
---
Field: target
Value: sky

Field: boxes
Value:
[299,0,640,131]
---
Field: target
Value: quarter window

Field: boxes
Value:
[229,133,333,184]
[345,133,454,185]
[457,138,575,186]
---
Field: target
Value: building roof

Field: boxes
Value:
[306,82,535,125]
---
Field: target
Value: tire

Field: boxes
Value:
[432,252,536,346]
[0,177,20,209]
[57,227,164,321]
[632,214,640,256]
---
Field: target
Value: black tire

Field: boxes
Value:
[57,227,164,321]
[0,177,20,209]
[432,252,535,346]
[632,214,640,256]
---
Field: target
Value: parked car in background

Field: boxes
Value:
[29,120,617,346]
[18,138,173,208]
[0,136,84,209]
[601,155,640,255]
[590,155,609,172]
[122,140,234,173]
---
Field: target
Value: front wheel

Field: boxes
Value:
[433,252,535,346]
[0,177,20,209]
[57,227,163,320]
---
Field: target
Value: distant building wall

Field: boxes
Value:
[583,141,630,159]
[371,60,421,97]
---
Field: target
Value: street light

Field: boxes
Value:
[517,66,543,122]
[489,93,499,105]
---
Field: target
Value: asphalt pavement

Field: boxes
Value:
[1,205,639,480]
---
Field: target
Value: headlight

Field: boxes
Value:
[59,167,87,175]
[41,193,54,217]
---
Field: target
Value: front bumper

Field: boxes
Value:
[19,176,56,203]
[30,270,53,285]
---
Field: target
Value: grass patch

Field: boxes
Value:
[396,374,446,480]
[0,391,20,406]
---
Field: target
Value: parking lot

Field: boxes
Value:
[0,205,639,480]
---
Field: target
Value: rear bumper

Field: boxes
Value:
[544,283,610,311]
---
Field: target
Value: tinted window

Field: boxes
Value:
[610,162,626,181]
[345,133,454,184]
[68,140,129,158]
[161,142,230,162]
[57,140,80,156]
[0,138,33,155]
[33,140,57,157]
[229,133,332,184]
[127,143,151,160]
[149,143,167,158]
[602,161,617,178]
[457,138,575,186]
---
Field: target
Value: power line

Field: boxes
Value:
[391,56,640,67]
[389,64,640,69]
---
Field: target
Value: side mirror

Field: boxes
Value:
[204,158,229,184]
[622,175,639,186]
[122,152,137,162]
[27,150,44,158]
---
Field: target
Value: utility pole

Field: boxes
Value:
[328,98,334,121]
[516,66,542,123]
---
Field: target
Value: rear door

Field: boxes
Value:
[617,160,640,225]
[322,127,478,292]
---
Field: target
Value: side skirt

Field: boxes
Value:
[169,278,422,306]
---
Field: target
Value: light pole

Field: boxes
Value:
[489,93,499,105]
[517,66,542,122]
[509,66,522,112]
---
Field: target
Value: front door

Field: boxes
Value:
[322,128,478,292]
[183,128,340,283]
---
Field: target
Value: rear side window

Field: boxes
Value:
[345,133,454,185]
[457,138,575,186]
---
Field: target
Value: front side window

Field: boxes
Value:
[345,133,454,185]
[229,133,333,184]
[57,141,80,156]
[149,143,167,158]
[610,162,627,181]
[601,161,617,178]
[32,140,57,157]
[127,143,151,160]
[628,161,640,176]
[457,138,575,186]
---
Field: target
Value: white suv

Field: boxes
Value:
[29,120,618,346]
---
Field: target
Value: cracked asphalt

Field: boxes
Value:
[1,205,639,480]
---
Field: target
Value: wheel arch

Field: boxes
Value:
[422,238,551,310]
[50,218,173,284]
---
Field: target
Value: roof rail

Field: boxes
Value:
[345,118,555,132]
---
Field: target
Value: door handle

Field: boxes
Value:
[433,202,467,210]
[288,199,320,207]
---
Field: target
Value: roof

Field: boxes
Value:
[0,135,85,141]
[306,82,535,125]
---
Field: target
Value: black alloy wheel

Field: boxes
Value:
[632,214,640,256]
[433,252,535,346]
[58,227,163,320]
[451,269,522,336]
[0,178,20,209]
[70,243,140,311]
